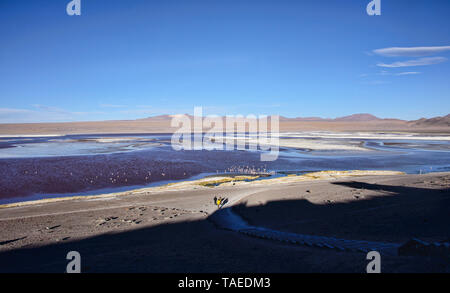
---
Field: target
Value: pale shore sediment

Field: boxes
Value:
[0,170,404,209]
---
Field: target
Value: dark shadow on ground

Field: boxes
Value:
[0,181,449,273]
[234,181,450,244]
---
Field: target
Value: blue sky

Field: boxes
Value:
[1,0,449,122]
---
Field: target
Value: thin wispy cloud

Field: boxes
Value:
[0,108,34,122]
[0,108,33,115]
[373,46,450,57]
[375,71,421,76]
[395,71,421,76]
[32,104,70,114]
[99,103,126,108]
[0,105,103,123]
[377,57,447,68]
[377,70,390,76]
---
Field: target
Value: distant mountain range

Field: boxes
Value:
[1,113,449,135]
[277,113,390,122]
[143,113,448,125]
[409,114,450,127]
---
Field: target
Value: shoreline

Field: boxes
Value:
[0,170,406,209]
[0,171,448,272]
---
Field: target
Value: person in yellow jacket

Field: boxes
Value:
[213,196,228,209]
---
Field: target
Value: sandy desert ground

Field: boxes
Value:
[0,171,449,273]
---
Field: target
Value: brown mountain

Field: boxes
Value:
[409,114,450,127]
[334,113,381,122]
[274,113,404,122]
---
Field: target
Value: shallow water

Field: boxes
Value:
[0,132,449,204]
